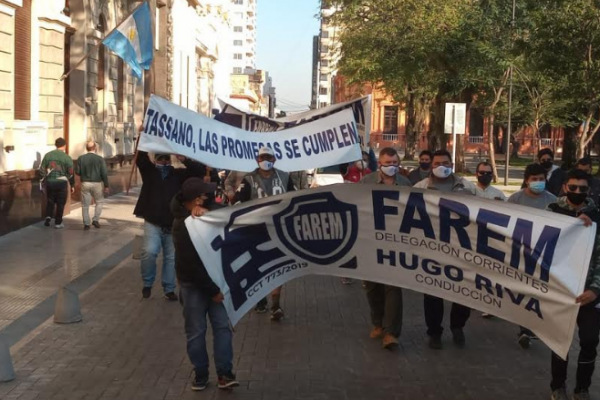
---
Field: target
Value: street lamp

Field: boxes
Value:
[504,0,516,186]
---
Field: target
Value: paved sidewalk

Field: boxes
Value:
[0,189,143,345]
[2,261,598,399]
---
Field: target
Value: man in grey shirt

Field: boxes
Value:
[408,150,433,185]
[506,163,557,349]
[507,163,557,210]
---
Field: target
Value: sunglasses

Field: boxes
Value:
[477,171,493,176]
[567,184,589,193]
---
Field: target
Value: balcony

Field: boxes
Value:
[383,134,398,142]
[540,138,553,146]
[468,136,484,144]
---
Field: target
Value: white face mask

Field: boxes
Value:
[355,160,366,170]
[380,165,399,177]
[259,160,274,171]
[432,165,452,179]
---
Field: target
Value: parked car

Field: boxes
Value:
[308,165,344,188]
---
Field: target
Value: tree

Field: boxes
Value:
[528,0,600,160]
[328,0,473,159]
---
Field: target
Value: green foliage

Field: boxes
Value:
[329,0,600,161]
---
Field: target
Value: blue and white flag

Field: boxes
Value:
[103,1,153,79]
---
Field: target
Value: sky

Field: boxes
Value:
[257,0,321,113]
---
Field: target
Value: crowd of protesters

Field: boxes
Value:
[39,138,600,399]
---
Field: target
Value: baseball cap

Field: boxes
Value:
[180,178,217,202]
[258,147,275,157]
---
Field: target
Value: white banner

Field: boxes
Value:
[186,184,596,359]
[139,95,362,172]
[217,96,372,148]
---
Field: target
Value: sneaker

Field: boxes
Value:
[271,307,284,321]
[191,375,209,391]
[573,390,591,400]
[550,387,568,400]
[92,221,100,229]
[254,302,268,314]
[382,333,399,350]
[369,326,383,339]
[217,373,239,390]
[451,328,466,348]
[44,217,51,227]
[54,223,65,229]
[341,277,354,285]
[142,287,151,299]
[428,335,442,350]
[164,292,178,301]
[518,333,531,349]
[84,225,90,231]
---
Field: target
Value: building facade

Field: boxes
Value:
[334,75,564,157]
[229,0,255,74]
[313,3,340,110]
[162,0,233,116]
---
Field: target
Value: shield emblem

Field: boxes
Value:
[274,192,358,265]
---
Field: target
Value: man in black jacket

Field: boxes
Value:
[538,148,567,196]
[171,178,238,392]
[547,169,600,400]
[134,151,207,301]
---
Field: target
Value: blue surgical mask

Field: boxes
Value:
[529,181,546,194]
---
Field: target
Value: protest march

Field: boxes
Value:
[7,2,600,400]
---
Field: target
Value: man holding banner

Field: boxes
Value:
[414,150,478,349]
[547,169,600,400]
[233,147,295,320]
[360,148,410,349]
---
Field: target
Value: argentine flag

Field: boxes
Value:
[103,1,153,79]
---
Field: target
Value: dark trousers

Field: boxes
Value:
[180,284,233,378]
[364,282,403,337]
[424,294,471,337]
[551,304,600,392]
[45,181,68,224]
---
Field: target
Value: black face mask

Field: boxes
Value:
[541,160,553,170]
[477,175,493,186]
[420,162,431,170]
[566,192,588,206]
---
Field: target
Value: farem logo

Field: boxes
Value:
[274,192,359,265]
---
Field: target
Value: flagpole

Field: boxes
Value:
[59,0,150,82]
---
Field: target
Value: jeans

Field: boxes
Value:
[364,281,403,337]
[45,180,68,224]
[551,304,600,392]
[180,284,233,378]
[140,221,176,293]
[424,294,471,337]
[81,182,104,226]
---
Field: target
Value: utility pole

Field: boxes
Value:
[504,0,516,186]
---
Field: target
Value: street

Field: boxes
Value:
[0,190,595,400]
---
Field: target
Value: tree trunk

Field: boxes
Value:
[532,121,540,161]
[428,94,446,151]
[404,92,416,160]
[577,135,587,160]
[563,125,578,169]
[487,112,499,182]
